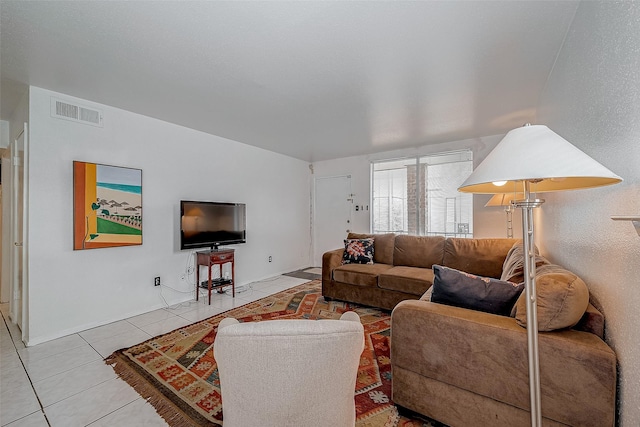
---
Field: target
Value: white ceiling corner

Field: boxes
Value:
[0,1,579,162]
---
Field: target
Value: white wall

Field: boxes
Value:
[536,2,640,425]
[311,134,521,258]
[26,87,311,345]
[0,120,9,148]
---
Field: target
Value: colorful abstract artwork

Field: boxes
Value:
[73,161,142,250]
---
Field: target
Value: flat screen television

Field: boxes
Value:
[180,201,246,250]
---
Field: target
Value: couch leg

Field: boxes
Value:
[395,404,445,426]
[323,296,333,302]
[396,404,413,418]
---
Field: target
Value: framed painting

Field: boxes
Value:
[73,161,142,250]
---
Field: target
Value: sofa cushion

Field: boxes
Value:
[431,265,524,316]
[378,266,435,296]
[393,235,445,268]
[443,238,515,279]
[500,241,549,284]
[347,233,395,264]
[514,264,589,331]
[332,263,394,287]
[342,238,374,265]
[574,303,605,339]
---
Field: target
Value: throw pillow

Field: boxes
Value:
[431,265,524,316]
[514,264,589,331]
[420,286,434,302]
[500,241,549,284]
[342,238,375,265]
[347,232,394,264]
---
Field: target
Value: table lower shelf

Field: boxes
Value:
[197,279,235,302]
[199,279,232,288]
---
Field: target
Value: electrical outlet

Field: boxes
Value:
[268,256,272,262]
[154,276,161,286]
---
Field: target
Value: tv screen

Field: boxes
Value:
[180,201,246,250]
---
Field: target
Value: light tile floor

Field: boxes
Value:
[0,275,310,427]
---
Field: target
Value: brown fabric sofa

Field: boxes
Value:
[391,295,616,426]
[322,232,516,310]
[389,245,616,427]
[323,233,617,426]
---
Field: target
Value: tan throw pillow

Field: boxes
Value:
[420,286,434,301]
[515,264,589,331]
[501,241,549,284]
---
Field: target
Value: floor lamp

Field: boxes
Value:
[484,193,523,238]
[458,124,621,427]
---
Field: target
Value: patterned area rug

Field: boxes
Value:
[106,280,440,427]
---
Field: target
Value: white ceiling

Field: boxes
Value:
[0,1,579,162]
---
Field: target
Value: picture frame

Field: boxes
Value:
[73,161,142,250]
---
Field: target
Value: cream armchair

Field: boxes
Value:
[214,312,364,427]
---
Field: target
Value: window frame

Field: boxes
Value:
[370,149,473,238]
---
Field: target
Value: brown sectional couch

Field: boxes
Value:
[392,297,616,427]
[322,233,617,427]
[322,232,515,310]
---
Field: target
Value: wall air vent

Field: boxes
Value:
[50,97,103,127]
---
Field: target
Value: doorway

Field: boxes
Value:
[0,151,6,303]
[313,175,352,267]
[5,123,28,341]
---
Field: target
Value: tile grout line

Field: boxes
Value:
[1,311,52,427]
[32,327,146,425]
[17,337,93,365]
[83,397,148,427]
[1,274,318,427]
[26,337,103,384]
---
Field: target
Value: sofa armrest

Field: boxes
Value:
[391,300,616,427]
[322,248,344,282]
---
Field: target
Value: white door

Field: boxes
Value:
[9,124,28,339]
[1,157,10,304]
[313,175,352,266]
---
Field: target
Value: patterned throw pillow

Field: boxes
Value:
[342,238,375,265]
[431,265,524,316]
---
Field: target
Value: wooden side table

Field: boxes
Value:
[195,249,235,305]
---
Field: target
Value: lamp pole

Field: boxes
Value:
[513,180,543,427]
[458,123,622,427]
[505,204,514,238]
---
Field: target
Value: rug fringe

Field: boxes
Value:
[105,353,219,427]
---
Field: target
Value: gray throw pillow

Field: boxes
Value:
[432,265,524,316]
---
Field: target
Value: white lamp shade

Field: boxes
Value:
[459,125,622,194]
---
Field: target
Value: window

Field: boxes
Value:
[372,150,473,237]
